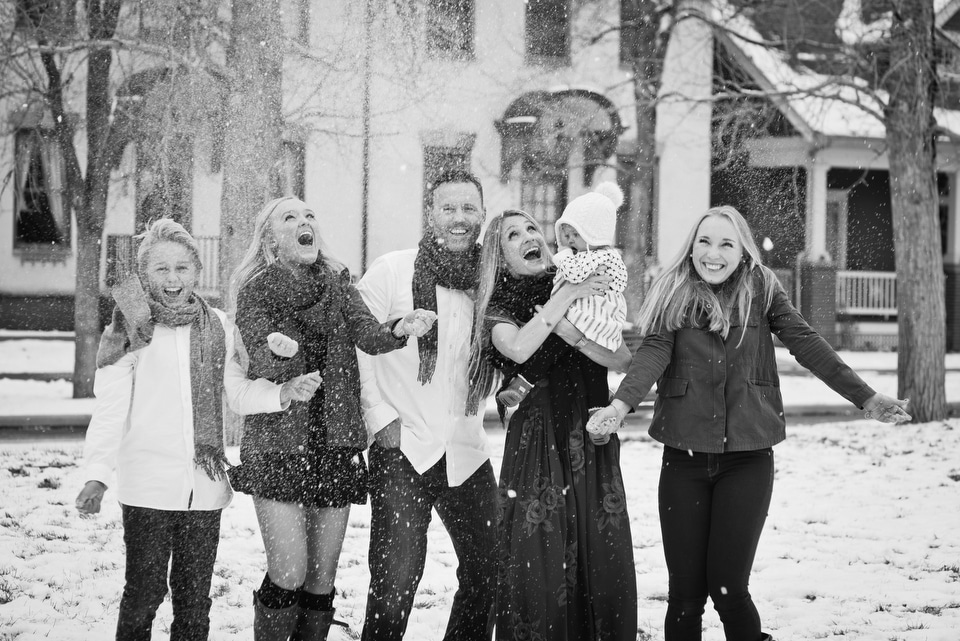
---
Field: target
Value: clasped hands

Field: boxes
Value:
[586,399,630,446]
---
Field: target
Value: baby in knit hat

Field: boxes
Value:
[551,181,629,351]
[496,182,629,410]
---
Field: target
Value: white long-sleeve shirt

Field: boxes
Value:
[356,249,491,487]
[83,307,284,511]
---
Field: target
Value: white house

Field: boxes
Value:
[2,0,959,351]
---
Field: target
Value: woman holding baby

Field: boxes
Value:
[229,196,435,641]
[466,207,637,641]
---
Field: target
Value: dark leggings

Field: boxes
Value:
[658,446,774,641]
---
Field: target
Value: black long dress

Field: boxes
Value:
[489,273,637,641]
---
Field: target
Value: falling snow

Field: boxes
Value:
[1,337,960,639]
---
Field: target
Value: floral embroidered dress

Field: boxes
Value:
[489,273,637,641]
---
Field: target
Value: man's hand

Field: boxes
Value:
[279,371,322,404]
[375,418,402,449]
[76,480,107,515]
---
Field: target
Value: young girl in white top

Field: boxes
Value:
[75,219,317,641]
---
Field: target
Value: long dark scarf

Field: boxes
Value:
[97,276,228,481]
[260,260,332,316]
[465,271,552,415]
[488,270,553,326]
[259,261,377,448]
[412,232,481,384]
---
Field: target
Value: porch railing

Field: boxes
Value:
[836,270,897,316]
[105,234,221,297]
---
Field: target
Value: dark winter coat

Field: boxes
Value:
[236,263,405,454]
[614,271,876,453]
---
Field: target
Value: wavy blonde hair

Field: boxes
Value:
[465,209,553,411]
[636,205,777,345]
[228,197,342,313]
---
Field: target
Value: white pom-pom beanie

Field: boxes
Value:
[555,181,624,247]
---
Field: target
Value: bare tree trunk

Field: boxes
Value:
[621,0,674,320]
[73,222,103,397]
[59,1,121,398]
[884,0,946,422]
[218,0,284,309]
[219,0,284,445]
[624,88,656,319]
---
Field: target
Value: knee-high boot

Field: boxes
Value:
[290,607,334,641]
[292,588,356,641]
[253,590,300,641]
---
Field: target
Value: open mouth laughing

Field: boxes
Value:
[522,245,542,261]
[297,230,314,246]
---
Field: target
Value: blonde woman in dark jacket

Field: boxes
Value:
[229,197,435,641]
[589,205,910,641]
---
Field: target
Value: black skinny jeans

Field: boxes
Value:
[659,446,774,641]
[116,504,222,641]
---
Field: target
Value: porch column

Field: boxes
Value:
[801,159,837,347]
[945,173,960,352]
[805,160,829,261]
[655,0,713,263]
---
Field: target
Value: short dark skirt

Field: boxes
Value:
[229,447,368,508]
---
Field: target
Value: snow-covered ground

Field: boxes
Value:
[1,335,959,640]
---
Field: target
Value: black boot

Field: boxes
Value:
[253,590,299,641]
[292,588,356,640]
[760,634,774,641]
[290,607,334,640]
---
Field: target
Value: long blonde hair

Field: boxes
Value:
[465,209,552,411]
[636,205,777,344]
[228,197,342,313]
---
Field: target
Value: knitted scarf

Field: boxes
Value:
[97,276,228,481]
[412,232,481,384]
[488,270,553,326]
